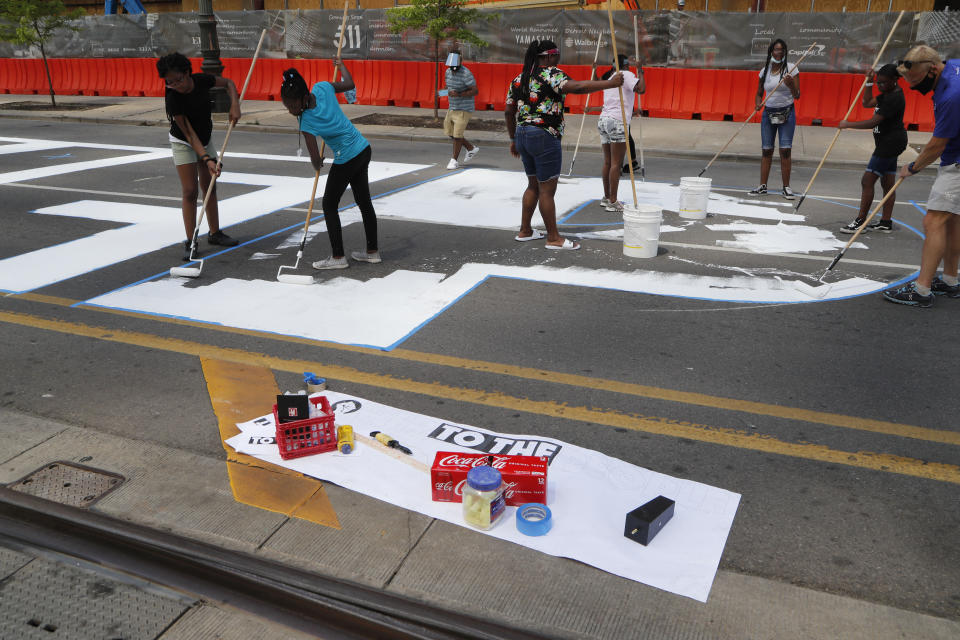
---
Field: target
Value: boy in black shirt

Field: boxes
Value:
[157,53,241,260]
[837,64,908,233]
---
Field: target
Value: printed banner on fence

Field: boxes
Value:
[3,10,957,72]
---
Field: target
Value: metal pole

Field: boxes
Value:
[197,0,230,112]
[809,0,814,12]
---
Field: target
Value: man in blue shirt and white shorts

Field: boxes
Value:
[883,45,960,308]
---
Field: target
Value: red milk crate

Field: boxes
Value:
[273,395,337,460]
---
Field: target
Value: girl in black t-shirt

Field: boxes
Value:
[837,64,908,234]
[157,53,241,260]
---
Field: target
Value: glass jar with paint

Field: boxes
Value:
[462,465,505,531]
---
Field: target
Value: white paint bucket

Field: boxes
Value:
[623,204,662,258]
[678,176,712,220]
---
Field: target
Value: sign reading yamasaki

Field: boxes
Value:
[227,391,741,602]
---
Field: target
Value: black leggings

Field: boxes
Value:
[322,145,378,257]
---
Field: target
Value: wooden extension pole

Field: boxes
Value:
[606,0,637,208]
[565,33,604,178]
[794,10,905,212]
[814,176,905,281]
[319,2,351,161]
[698,42,818,178]
[633,14,645,182]
[194,28,267,238]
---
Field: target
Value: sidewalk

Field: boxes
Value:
[0,94,929,170]
[2,410,958,639]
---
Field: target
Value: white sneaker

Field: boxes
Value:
[604,200,624,212]
[312,256,348,270]
[446,158,459,170]
[350,250,382,263]
[600,197,611,207]
[463,146,480,164]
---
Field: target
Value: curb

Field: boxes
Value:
[0,109,926,173]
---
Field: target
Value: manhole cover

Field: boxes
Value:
[8,462,124,508]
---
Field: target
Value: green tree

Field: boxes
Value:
[386,0,494,118]
[0,0,83,106]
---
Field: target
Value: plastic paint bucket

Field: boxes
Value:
[623,204,662,258]
[678,176,712,220]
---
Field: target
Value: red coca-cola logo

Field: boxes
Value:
[437,454,508,469]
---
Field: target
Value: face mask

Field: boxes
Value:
[910,73,936,95]
[771,56,783,64]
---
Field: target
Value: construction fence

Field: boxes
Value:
[1,9,959,72]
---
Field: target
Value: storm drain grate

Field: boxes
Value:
[8,461,125,508]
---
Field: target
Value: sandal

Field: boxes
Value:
[545,238,580,251]
[514,229,546,242]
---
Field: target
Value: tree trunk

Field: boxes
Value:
[39,41,56,107]
[433,39,439,119]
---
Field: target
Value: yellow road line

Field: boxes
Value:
[202,357,340,528]
[10,295,959,447]
[2,309,958,485]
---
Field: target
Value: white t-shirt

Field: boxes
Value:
[600,70,640,121]
[759,62,798,109]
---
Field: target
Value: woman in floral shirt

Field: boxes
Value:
[505,39,622,250]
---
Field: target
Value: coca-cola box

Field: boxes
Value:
[431,451,548,506]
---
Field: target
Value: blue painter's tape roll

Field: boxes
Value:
[516,503,552,536]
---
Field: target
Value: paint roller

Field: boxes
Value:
[276,168,320,285]
[696,42,818,179]
[793,175,905,298]
[169,28,266,279]
[558,33,603,185]
[792,11,904,213]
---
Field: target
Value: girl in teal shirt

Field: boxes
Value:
[281,64,380,269]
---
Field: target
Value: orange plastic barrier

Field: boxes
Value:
[0,58,940,133]
[641,68,674,119]
[2,58,46,95]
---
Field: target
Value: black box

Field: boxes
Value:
[276,394,310,424]
[624,495,675,546]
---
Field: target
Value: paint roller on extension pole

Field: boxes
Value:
[793,10,904,213]
[633,14,645,182]
[276,169,321,285]
[170,28,267,279]
[696,42,818,179]
[559,32,603,184]
[607,0,637,208]
[275,3,349,286]
[793,175,905,299]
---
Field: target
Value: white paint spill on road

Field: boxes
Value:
[373,170,803,230]
[707,222,867,254]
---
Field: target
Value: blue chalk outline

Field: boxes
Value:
[67,174,925,352]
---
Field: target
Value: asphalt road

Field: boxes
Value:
[1,119,957,621]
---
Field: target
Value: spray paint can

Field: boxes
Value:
[337,425,354,454]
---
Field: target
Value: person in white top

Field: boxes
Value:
[748,39,800,199]
[591,54,645,212]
